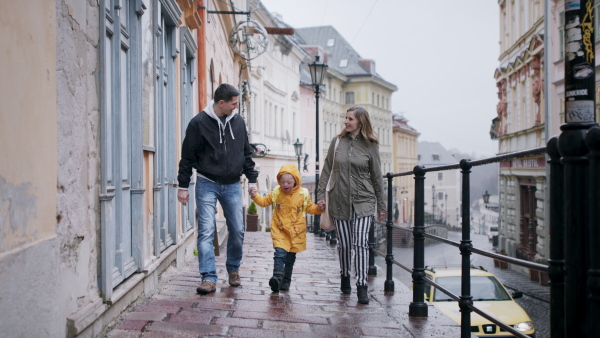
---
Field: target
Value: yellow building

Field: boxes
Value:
[392,115,420,224]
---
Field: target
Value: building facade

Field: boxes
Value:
[392,114,420,225]
[0,0,223,336]
[494,0,548,270]
[239,1,314,226]
[418,141,461,229]
[294,26,397,181]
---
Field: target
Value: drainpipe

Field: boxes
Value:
[197,0,207,110]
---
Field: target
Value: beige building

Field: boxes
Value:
[392,115,420,224]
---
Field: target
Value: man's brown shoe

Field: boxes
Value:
[228,272,241,287]
[196,280,216,295]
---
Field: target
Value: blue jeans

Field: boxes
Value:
[195,176,244,283]
[273,247,296,275]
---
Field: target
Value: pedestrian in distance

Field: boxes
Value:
[316,106,386,304]
[177,83,258,295]
[249,164,324,293]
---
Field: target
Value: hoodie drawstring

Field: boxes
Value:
[204,100,236,144]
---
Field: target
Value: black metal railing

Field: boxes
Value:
[371,146,551,338]
[312,124,600,337]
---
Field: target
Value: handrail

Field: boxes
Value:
[370,145,549,338]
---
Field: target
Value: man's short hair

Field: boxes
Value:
[214,83,239,103]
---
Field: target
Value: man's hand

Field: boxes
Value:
[377,212,386,222]
[249,187,257,197]
[248,183,257,197]
[177,189,189,206]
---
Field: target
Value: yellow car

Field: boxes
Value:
[422,267,535,337]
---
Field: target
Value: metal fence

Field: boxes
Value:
[313,124,600,337]
[370,147,549,337]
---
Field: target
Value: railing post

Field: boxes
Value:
[384,173,394,291]
[368,198,378,276]
[329,229,338,245]
[560,2,595,335]
[409,165,427,317]
[459,159,473,338]
[547,137,565,338]
[558,123,592,337]
[586,125,600,336]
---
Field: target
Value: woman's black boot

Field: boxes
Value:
[341,275,351,294]
[357,285,369,304]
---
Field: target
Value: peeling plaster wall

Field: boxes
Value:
[55,0,101,322]
[0,0,62,336]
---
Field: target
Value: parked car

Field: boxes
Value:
[420,266,535,337]
[488,226,498,242]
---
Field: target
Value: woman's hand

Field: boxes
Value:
[377,212,386,222]
[317,200,326,210]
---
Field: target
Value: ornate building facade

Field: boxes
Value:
[493,0,548,272]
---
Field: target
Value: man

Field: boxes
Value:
[177,83,258,295]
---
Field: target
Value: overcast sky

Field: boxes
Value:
[258,0,500,159]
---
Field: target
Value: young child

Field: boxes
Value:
[249,164,324,292]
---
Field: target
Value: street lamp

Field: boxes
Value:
[293,138,303,171]
[482,190,490,208]
[431,185,436,223]
[445,193,448,225]
[308,55,328,237]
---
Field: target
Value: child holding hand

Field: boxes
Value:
[249,164,324,292]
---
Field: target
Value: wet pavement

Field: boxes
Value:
[101,231,468,337]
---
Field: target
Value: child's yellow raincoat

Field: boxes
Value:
[251,164,323,252]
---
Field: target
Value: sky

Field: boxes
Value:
[259,0,500,159]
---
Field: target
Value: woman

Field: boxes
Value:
[317,106,386,304]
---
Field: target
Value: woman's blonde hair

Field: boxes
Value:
[338,106,379,144]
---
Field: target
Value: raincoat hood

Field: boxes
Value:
[277,164,302,194]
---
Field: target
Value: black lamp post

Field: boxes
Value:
[293,138,303,171]
[482,190,490,208]
[431,185,436,223]
[308,55,328,236]
[445,193,448,225]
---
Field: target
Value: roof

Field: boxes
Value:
[425,267,492,278]
[393,114,419,134]
[294,26,397,89]
[418,141,457,166]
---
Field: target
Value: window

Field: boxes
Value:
[99,0,146,301]
[327,38,335,46]
[154,0,182,255]
[432,154,440,161]
[438,192,444,201]
[180,27,197,233]
[339,59,348,67]
[559,11,565,60]
[438,172,443,181]
[345,92,355,104]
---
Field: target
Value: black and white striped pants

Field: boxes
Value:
[334,208,373,286]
